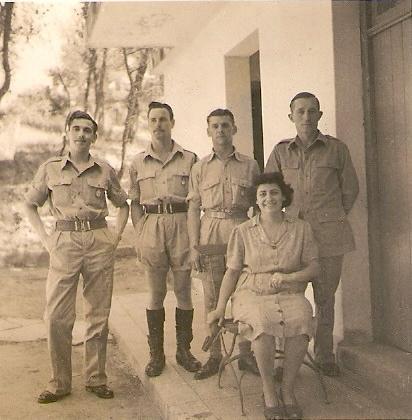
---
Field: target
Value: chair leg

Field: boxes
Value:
[304,351,330,404]
[218,330,247,416]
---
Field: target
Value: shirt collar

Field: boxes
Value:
[288,130,328,150]
[249,212,294,227]
[206,146,245,162]
[61,153,99,171]
[143,139,183,161]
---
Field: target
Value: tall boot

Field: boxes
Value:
[145,308,166,377]
[238,339,260,376]
[175,308,201,372]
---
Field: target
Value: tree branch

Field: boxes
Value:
[0,3,14,102]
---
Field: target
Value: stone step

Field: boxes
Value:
[338,341,412,412]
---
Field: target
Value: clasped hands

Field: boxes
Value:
[270,272,291,290]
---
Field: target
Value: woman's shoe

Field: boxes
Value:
[282,404,303,419]
[264,405,286,420]
[279,389,303,419]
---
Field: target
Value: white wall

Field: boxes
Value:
[159,0,372,342]
[161,1,337,157]
[332,1,372,342]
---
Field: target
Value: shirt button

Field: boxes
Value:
[279,321,285,326]
[278,309,283,313]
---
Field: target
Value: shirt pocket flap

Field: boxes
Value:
[137,171,156,181]
[202,175,221,190]
[314,158,339,169]
[231,177,253,188]
[49,175,72,187]
[317,208,346,223]
[87,178,108,190]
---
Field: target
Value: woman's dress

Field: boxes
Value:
[227,214,318,341]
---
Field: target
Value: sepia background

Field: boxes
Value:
[0,1,411,419]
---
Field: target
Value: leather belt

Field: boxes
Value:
[204,209,247,219]
[143,202,188,214]
[55,219,107,232]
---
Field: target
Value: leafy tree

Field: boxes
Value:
[118,48,149,180]
[0,3,13,104]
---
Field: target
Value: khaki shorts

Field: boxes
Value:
[135,213,191,272]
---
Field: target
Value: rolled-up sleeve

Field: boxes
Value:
[186,161,201,207]
[25,164,49,207]
[128,161,140,202]
[301,221,319,266]
[226,227,245,271]
[107,167,128,207]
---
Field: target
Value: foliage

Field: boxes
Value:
[0,3,52,106]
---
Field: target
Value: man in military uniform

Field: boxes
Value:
[265,92,359,376]
[129,102,201,377]
[187,108,261,380]
[24,111,129,403]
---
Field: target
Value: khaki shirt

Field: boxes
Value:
[25,154,128,220]
[129,141,197,204]
[265,132,359,257]
[187,149,260,211]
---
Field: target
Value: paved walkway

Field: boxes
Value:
[109,288,409,420]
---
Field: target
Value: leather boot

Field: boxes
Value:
[238,340,260,376]
[175,308,201,372]
[145,308,166,377]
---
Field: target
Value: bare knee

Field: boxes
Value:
[173,270,192,309]
[146,270,167,309]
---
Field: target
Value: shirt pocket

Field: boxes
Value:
[49,175,73,207]
[231,177,253,208]
[313,157,339,192]
[282,157,299,188]
[167,169,190,199]
[86,178,108,209]
[137,171,156,203]
[315,207,346,247]
[200,175,221,208]
[317,207,346,223]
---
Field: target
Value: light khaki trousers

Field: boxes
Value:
[44,228,114,395]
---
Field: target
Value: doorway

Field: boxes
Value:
[363,0,412,352]
[225,31,263,168]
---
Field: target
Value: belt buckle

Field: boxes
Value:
[223,208,232,218]
[163,203,173,214]
[75,220,91,231]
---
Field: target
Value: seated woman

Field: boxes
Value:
[207,172,319,420]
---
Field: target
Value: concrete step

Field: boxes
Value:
[338,341,412,412]
[109,292,410,419]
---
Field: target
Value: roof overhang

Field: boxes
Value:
[87,1,226,49]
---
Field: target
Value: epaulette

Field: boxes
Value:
[277,138,293,145]
[183,148,197,158]
[93,157,111,169]
[324,135,340,142]
[43,156,64,165]
[235,151,256,162]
